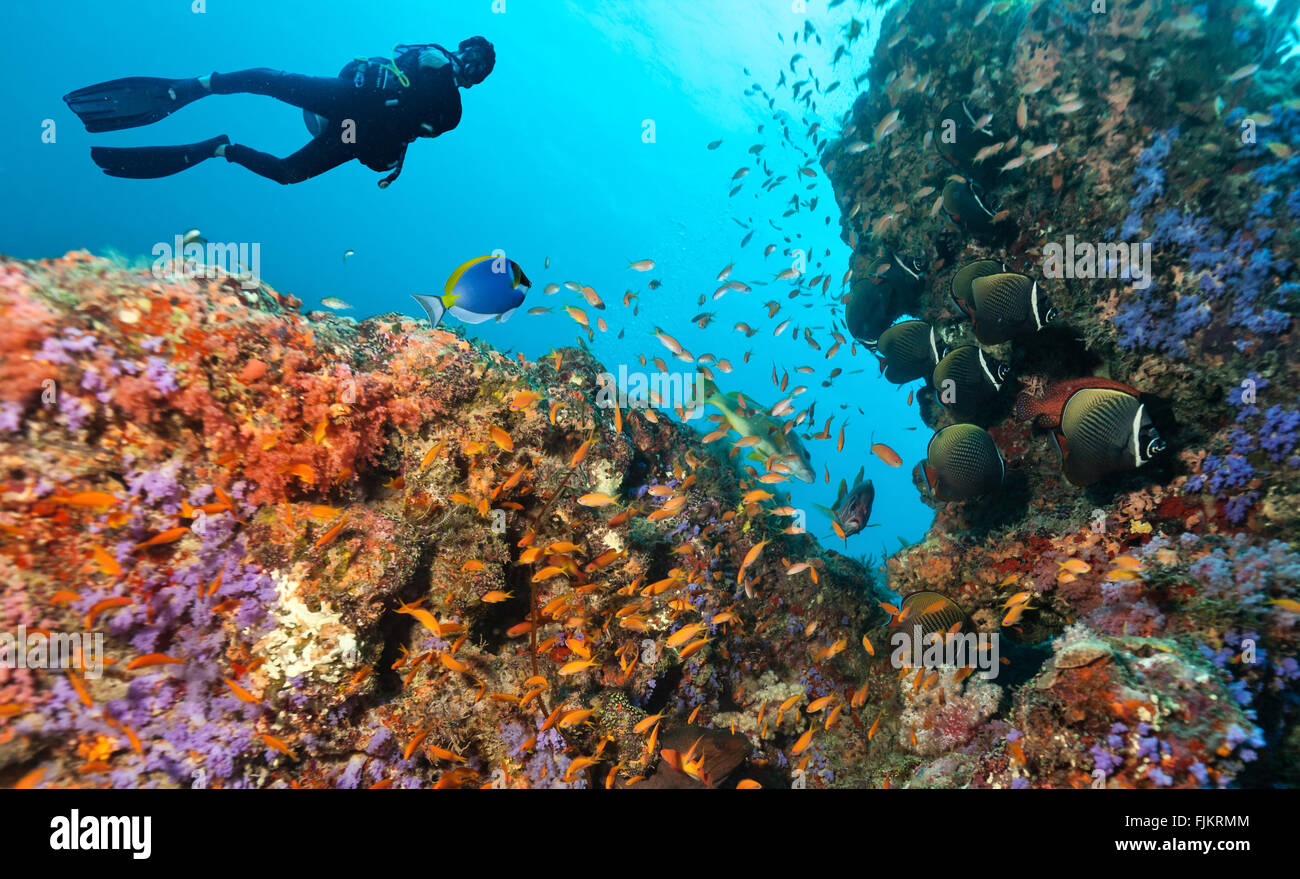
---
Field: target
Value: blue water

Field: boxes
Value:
[2,0,935,558]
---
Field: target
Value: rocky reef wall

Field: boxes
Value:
[822,0,1299,787]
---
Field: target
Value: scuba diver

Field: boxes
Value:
[63,38,495,188]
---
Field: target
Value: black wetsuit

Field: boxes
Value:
[211,53,461,185]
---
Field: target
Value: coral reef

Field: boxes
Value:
[0,252,885,789]
[3,0,1299,791]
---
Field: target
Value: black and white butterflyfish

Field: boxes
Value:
[949,259,1005,316]
[931,345,1009,422]
[875,319,942,385]
[942,179,1001,239]
[913,423,1005,502]
[935,100,997,172]
[1052,388,1168,487]
[965,272,1058,344]
[846,252,926,345]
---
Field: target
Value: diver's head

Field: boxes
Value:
[454,37,496,88]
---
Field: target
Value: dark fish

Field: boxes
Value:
[845,253,926,344]
[1053,388,1167,487]
[931,345,1009,422]
[897,590,973,638]
[914,423,1004,501]
[968,273,1056,344]
[627,724,751,789]
[1015,377,1144,429]
[823,466,874,536]
[874,319,941,385]
[942,179,1005,241]
[949,259,1005,317]
[934,100,998,178]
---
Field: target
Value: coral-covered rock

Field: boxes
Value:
[0,253,882,789]
[817,0,1299,788]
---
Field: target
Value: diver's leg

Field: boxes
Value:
[209,69,372,119]
[220,137,352,185]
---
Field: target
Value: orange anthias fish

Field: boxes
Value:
[1001,602,1035,627]
[490,425,514,452]
[260,734,298,760]
[134,527,189,550]
[738,540,768,582]
[510,390,542,411]
[506,621,536,638]
[870,439,903,468]
[559,658,598,676]
[85,596,132,628]
[419,442,446,472]
[222,677,259,704]
[126,653,185,670]
[570,436,596,467]
[807,695,836,713]
[282,463,316,484]
[14,767,47,789]
[51,491,122,509]
[565,305,590,328]
[89,545,122,576]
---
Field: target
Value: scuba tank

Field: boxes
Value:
[303,109,327,138]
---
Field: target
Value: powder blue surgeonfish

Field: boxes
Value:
[413,255,531,327]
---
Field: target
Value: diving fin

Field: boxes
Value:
[90,135,230,179]
[64,76,210,133]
